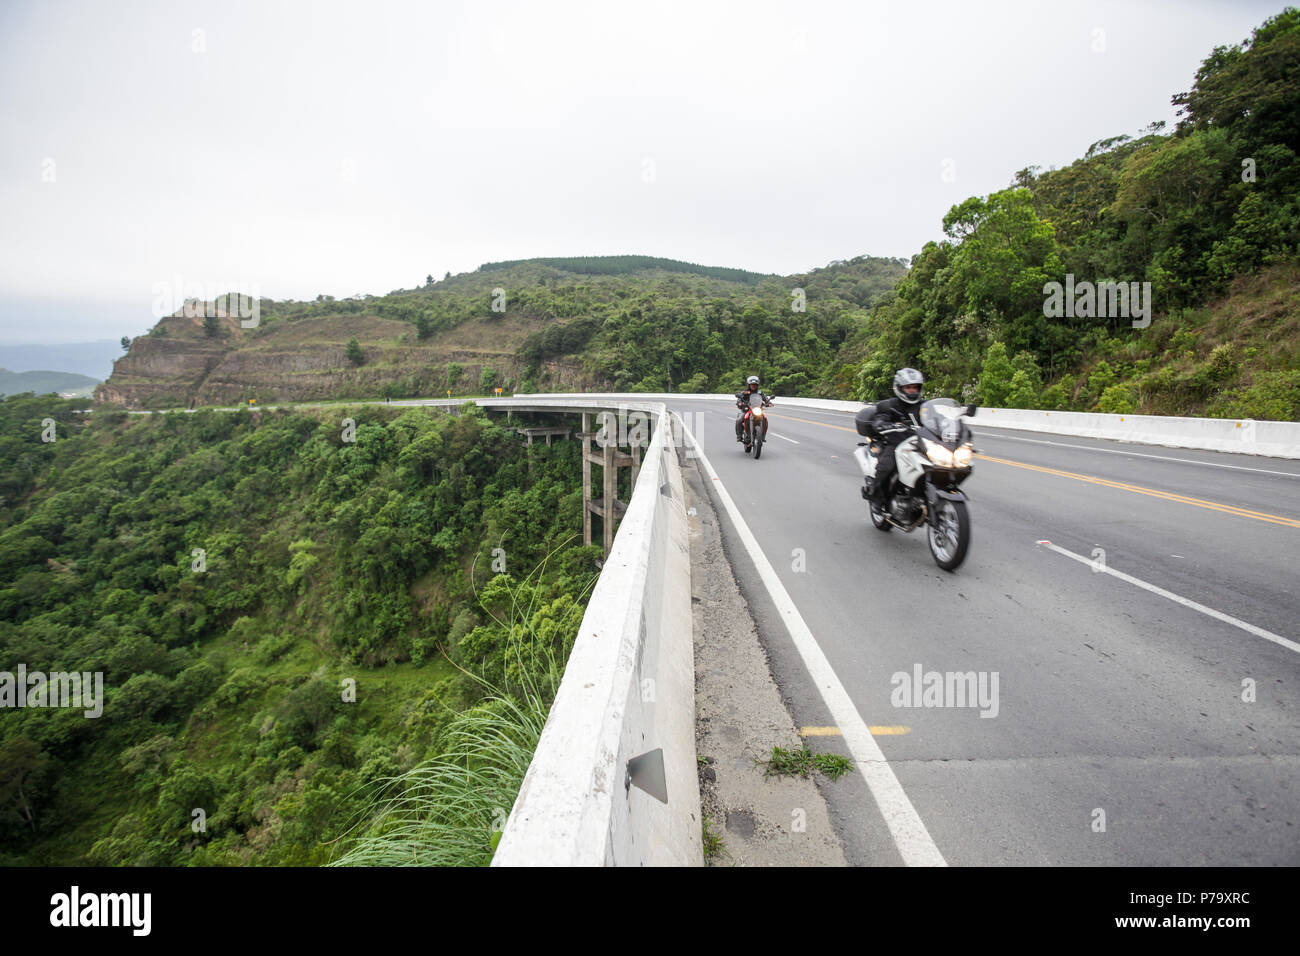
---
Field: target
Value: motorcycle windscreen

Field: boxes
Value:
[920,399,964,442]
[748,392,764,408]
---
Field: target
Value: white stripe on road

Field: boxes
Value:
[771,432,800,444]
[1035,540,1300,655]
[678,413,947,867]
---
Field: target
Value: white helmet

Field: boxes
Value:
[746,375,760,387]
[893,367,924,404]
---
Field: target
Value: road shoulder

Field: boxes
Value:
[685,462,848,866]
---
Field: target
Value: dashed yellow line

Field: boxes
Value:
[774,410,1300,530]
[976,454,1300,529]
[800,726,911,736]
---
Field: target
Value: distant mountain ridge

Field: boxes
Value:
[475,255,773,284]
[0,368,100,397]
[0,340,120,379]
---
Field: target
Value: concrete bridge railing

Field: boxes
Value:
[481,399,701,866]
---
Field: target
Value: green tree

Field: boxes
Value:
[1173,8,1300,153]
[0,737,51,835]
[677,372,709,393]
[976,342,1015,406]
[1003,350,1043,407]
[941,189,1064,358]
[1098,383,1137,414]
[346,339,365,366]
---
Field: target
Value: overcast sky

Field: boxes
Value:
[0,0,1287,343]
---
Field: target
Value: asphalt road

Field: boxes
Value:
[666,396,1300,866]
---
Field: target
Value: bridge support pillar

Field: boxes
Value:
[580,409,640,557]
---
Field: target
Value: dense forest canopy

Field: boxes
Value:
[0,395,600,864]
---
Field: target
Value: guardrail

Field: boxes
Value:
[526,393,1300,460]
[483,399,701,866]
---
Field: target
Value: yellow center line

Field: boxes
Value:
[773,409,1300,529]
[975,454,1300,529]
[800,726,911,736]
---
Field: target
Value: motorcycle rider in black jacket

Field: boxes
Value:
[866,368,926,510]
[735,375,772,441]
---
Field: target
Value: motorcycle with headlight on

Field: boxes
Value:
[853,398,977,571]
[740,390,773,459]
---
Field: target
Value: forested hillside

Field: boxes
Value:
[96,254,909,408]
[854,8,1300,420]
[0,394,600,864]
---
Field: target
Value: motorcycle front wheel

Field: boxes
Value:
[753,430,763,459]
[928,497,970,571]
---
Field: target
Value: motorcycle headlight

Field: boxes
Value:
[923,439,954,468]
[753,408,764,417]
[953,442,973,468]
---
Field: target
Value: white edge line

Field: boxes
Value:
[771,433,799,444]
[678,412,947,867]
[1035,540,1300,655]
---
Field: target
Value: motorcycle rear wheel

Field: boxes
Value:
[869,504,891,532]
[865,478,891,532]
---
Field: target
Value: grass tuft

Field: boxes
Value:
[702,815,725,861]
[762,745,854,781]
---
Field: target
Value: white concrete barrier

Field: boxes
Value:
[963,407,1300,459]
[526,393,1300,460]
[485,399,701,866]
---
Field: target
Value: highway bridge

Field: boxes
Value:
[480,393,1299,866]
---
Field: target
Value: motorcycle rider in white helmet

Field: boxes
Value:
[865,368,925,513]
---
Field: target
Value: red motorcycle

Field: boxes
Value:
[739,391,773,459]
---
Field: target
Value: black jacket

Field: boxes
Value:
[869,397,923,444]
